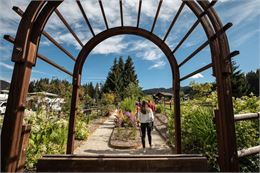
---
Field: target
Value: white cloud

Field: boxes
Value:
[92,36,129,54]
[0,76,11,83]
[0,62,13,70]
[227,0,260,27]
[190,73,204,79]
[0,61,49,76]
[0,0,30,35]
[149,60,166,69]
[233,29,260,47]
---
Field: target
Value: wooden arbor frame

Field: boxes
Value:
[1,0,240,172]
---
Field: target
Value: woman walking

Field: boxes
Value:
[137,100,154,153]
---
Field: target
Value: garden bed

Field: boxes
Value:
[109,127,141,149]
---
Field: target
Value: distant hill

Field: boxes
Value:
[0,80,10,90]
[143,86,192,95]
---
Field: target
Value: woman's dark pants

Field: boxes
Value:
[140,123,152,148]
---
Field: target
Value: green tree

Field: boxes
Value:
[123,56,138,88]
[246,69,259,96]
[88,82,95,98]
[231,61,248,98]
[124,82,142,98]
[102,58,118,93]
[118,57,125,99]
[94,83,101,100]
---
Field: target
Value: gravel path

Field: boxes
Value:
[74,113,173,155]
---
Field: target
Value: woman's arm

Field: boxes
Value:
[149,108,154,121]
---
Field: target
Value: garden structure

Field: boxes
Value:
[1,0,259,172]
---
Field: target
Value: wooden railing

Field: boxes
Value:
[234,112,260,158]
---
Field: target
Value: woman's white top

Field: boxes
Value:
[138,108,154,123]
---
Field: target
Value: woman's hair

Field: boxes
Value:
[141,100,148,114]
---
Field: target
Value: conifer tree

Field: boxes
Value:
[88,82,95,98]
[103,58,120,94]
[123,56,138,88]
[246,69,259,96]
[118,57,125,99]
[231,61,248,98]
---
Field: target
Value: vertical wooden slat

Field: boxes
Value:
[98,0,109,29]
[13,6,76,61]
[136,0,142,28]
[178,23,232,68]
[172,0,217,54]
[67,74,81,154]
[119,0,123,27]
[55,9,84,47]
[163,2,184,42]
[151,0,163,33]
[76,0,95,37]
[16,125,31,172]
[173,79,181,154]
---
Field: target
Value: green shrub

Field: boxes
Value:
[0,116,3,129]
[75,120,89,140]
[101,93,115,105]
[155,104,163,113]
[99,104,116,116]
[24,110,68,170]
[180,92,260,171]
[120,97,136,113]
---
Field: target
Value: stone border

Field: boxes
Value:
[109,127,142,149]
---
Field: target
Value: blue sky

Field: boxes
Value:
[0,0,259,90]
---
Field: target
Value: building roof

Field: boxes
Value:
[155,92,173,97]
[28,92,58,97]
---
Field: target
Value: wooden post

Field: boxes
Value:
[16,125,31,172]
[66,74,81,154]
[173,80,181,153]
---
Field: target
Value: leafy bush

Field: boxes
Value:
[101,93,115,105]
[120,97,136,113]
[99,104,116,116]
[114,110,137,128]
[24,101,92,170]
[179,91,260,171]
[155,104,163,113]
[24,109,68,170]
[0,116,3,129]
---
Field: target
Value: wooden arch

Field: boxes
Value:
[1,0,239,171]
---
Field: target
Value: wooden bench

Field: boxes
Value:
[37,154,208,172]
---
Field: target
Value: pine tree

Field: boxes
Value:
[94,83,101,99]
[88,82,95,98]
[103,56,140,100]
[246,69,259,96]
[117,57,125,99]
[123,56,138,88]
[231,61,248,98]
[103,58,120,94]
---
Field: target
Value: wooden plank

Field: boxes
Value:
[234,112,259,122]
[16,125,31,172]
[42,154,204,158]
[37,155,208,172]
[238,145,260,158]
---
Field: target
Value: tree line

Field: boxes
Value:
[28,56,142,104]
[231,61,259,97]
